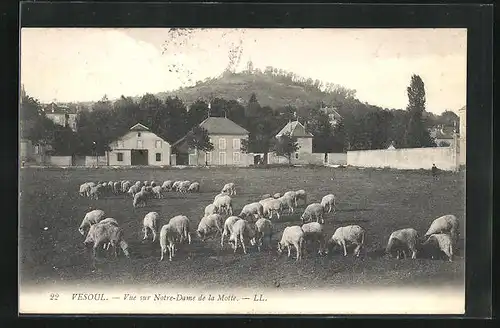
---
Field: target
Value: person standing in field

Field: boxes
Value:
[431,163,439,180]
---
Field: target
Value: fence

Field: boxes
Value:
[326,153,347,165]
[85,155,108,167]
[347,146,458,171]
[48,156,73,166]
[267,152,324,165]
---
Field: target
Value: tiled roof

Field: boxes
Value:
[198,117,249,135]
[276,121,314,138]
[43,102,78,114]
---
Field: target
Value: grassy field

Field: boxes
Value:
[19,166,465,290]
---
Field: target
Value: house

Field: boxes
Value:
[320,106,342,128]
[458,106,466,165]
[273,120,315,163]
[106,123,172,166]
[429,124,455,147]
[43,102,79,132]
[172,117,250,166]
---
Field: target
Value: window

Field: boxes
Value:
[206,152,212,164]
[219,138,226,150]
[156,153,162,161]
[233,138,240,150]
[137,132,141,137]
[117,153,123,162]
[233,152,240,163]
[137,140,143,148]
[219,152,226,165]
[295,153,299,159]
[155,140,162,149]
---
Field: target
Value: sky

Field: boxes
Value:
[20,28,466,114]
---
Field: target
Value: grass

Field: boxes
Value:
[19,166,465,290]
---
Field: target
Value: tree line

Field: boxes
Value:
[20,74,451,159]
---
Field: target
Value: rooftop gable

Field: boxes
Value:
[276,120,314,138]
[198,117,249,135]
[129,123,150,131]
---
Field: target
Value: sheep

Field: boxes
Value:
[262,198,283,220]
[213,194,233,215]
[89,185,102,200]
[196,214,224,241]
[128,185,140,198]
[150,181,157,187]
[113,181,122,194]
[221,216,239,247]
[133,190,148,208]
[162,180,173,191]
[78,209,106,236]
[259,197,274,206]
[261,194,272,200]
[277,226,305,262]
[320,194,336,213]
[327,225,365,257]
[228,219,257,254]
[385,228,419,260]
[143,186,154,199]
[283,190,297,203]
[142,212,159,242]
[121,181,132,193]
[99,217,118,226]
[277,194,295,214]
[295,189,307,207]
[424,214,460,244]
[301,203,326,224]
[214,192,227,202]
[143,180,150,186]
[84,222,130,269]
[188,182,200,193]
[178,181,191,193]
[301,222,326,255]
[172,181,181,191]
[221,182,236,196]
[254,218,273,252]
[204,203,217,217]
[135,181,143,188]
[159,215,192,261]
[79,183,91,197]
[273,193,282,199]
[421,233,454,261]
[239,202,264,221]
[152,186,163,199]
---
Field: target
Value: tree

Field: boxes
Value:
[187,100,209,128]
[403,74,435,147]
[246,93,261,118]
[185,126,214,165]
[272,133,299,165]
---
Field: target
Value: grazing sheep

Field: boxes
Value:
[89,185,102,200]
[79,183,91,197]
[121,181,132,193]
[301,222,326,255]
[142,212,159,242]
[84,222,130,269]
[221,182,236,196]
[327,225,365,257]
[159,215,192,261]
[273,193,282,199]
[261,194,272,200]
[113,181,122,194]
[385,228,419,260]
[133,191,148,208]
[421,233,454,261]
[320,194,336,213]
[99,217,118,226]
[78,209,106,236]
[221,216,239,247]
[258,197,274,206]
[254,218,273,252]
[152,186,163,199]
[295,189,307,207]
[204,203,217,217]
[214,192,227,203]
[150,181,157,187]
[143,180,150,186]
[228,219,257,254]
[213,194,233,215]
[277,226,305,262]
[171,181,181,191]
[301,203,326,224]
[262,198,283,220]
[135,181,143,188]
[283,191,297,202]
[188,182,200,193]
[128,185,140,198]
[239,202,264,221]
[196,214,224,241]
[277,195,295,214]
[424,214,460,244]
[162,180,173,191]
[178,181,191,193]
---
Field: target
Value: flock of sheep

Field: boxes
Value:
[77,180,460,270]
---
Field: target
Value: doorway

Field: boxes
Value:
[131,149,148,165]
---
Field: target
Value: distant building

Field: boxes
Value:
[106,123,172,166]
[172,117,250,166]
[387,141,396,150]
[320,106,342,127]
[429,125,455,147]
[458,106,466,165]
[42,102,78,132]
[275,120,314,159]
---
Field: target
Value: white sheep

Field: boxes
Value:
[301,203,326,224]
[188,182,200,193]
[421,233,454,261]
[128,185,140,198]
[162,180,173,191]
[261,194,272,200]
[135,181,143,188]
[283,190,296,202]
[385,228,419,259]
[84,222,130,269]
[143,180,150,186]
[239,202,264,221]
[214,192,227,203]
[113,181,122,194]
[121,181,132,193]
[221,216,239,247]
[254,218,273,252]
[79,183,90,197]
[221,182,236,195]
[196,214,224,241]
[301,222,326,255]
[259,197,274,206]
[277,226,305,262]
[295,189,307,207]
[171,181,181,191]
[277,195,295,214]
[159,215,192,261]
[89,185,102,200]
[78,209,106,236]
[327,225,365,257]
[320,194,336,213]
[228,219,257,254]
[424,214,460,244]
[142,212,159,242]
[96,218,118,250]
[262,198,283,220]
[133,190,148,208]
[152,186,163,199]
[213,194,233,215]
[150,181,157,187]
[178,181,191,193]
[273,193,282,199]
[204,203,217,217]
